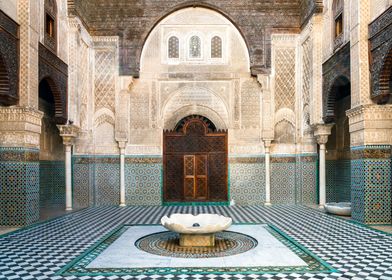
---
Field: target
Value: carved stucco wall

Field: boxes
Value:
[271,34,299,154]
[71,7,312,156]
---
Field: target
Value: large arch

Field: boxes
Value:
[140,7,250,75]
[139,3,251,68]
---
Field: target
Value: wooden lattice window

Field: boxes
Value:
[189,36,201,59]
[168,36,179,59]
[44,0,57,52]
[333,0,344,39]
[211,36,222,58]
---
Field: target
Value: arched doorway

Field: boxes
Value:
[325,76,351,203]
[163,115,228,203]
[38,78,65,220]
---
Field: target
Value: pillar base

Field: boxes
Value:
[179,233,215,247]
[318,205,325,209]
[264,202,272,206]
[65,207,73,211]
[120,203,126,207]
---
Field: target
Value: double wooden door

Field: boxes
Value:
[163,116,228,203]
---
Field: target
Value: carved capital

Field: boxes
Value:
[119,75,134,92]
[312,123,334,145]
[257,74,271,91]
[117,140,127,150]
[57,124,80,146]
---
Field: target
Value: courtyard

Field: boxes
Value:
[1,205,392,280]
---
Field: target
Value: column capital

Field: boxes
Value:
[257,74,271,91]
[312,123,333,145]
[263,139,273,149]
[57,124,80,146]
[117,140,127,150]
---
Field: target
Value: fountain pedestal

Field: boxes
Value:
[180,233,215,247]
[161,213,232,247]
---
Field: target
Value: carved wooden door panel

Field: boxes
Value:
[163,115,227,203]
[183,155,208,200]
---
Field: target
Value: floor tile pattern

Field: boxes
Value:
[0,205,392,280]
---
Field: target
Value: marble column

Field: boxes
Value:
[64,144,72,210]
[264,140,272,206]
[118,141,127,206]
[313,124,333,208]
[58,125,79,211]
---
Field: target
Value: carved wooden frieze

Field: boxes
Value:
[369,6,392,103]
[0,10,19,106]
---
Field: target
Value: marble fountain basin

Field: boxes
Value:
[161,213,232,247]
[325,202,351,216]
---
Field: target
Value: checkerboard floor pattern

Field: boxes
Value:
[1,205,392,280]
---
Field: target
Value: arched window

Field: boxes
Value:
[44,0,57,52]
[211,36,222,58]
[168,36,179,59]
[333,0,344,40]
[189,36,201,58]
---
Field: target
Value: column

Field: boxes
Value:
[65,144,72,211]
[264,140,272,206]
[58,125,79,211]
[313,124,333,208]
[318,140,327,208]
[118,141,127,206]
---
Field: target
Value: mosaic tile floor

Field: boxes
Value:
[1,205,392,280]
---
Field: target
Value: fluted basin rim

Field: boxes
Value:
[161,213,232,234]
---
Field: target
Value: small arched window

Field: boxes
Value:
[168,36,179,59]
[189,36,201,58]
[44,0,57,52]
[333,0,344,39]
[211,36,222,58]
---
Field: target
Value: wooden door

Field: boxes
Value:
[163,115,228,203]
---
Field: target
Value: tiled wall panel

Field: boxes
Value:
[0,148,40,226]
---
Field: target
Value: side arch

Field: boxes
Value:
[39,77,66,124]
[323,75,351,123]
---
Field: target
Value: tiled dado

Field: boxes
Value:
[229,155,317,205]
[351,146,392,224]
[72,156,162,208]
[326,160,351,203]
[271,155,317,205]
[72,155,318,207]
[39,161,65,208]
[229,157,265,205]
[0,147,40,226]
